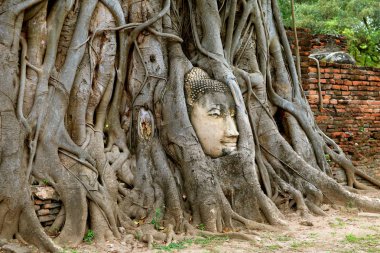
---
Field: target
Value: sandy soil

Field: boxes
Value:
[3,192,380,253]
[72,195,380,253]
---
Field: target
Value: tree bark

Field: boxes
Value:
[0,0,379,251]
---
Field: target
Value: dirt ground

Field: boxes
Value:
[2,192,380,253]
[67,191,380,253]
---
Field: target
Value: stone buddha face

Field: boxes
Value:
[185,68,239,158]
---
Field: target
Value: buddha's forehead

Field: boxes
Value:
[196,92,235,109]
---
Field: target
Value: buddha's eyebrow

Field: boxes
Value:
[215,104,229,110]
[208,104,221,109]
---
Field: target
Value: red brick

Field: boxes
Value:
[343,80,352,85]
[43,203,61,209]
[367,101,380,105]
[316,115,330,121]
[307,95,320,103]
[308,78,318,83]
[34,199,51,205]
[38,215,56,223]
[332,85,341,90]
[37,209,50,216]
[333,69,341,73]
[308,90,317,95]
[369,76,380,81]
[332,132,344,137]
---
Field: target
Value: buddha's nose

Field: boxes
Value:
[225,115,239,137]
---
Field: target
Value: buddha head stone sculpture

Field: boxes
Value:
[185,67,239,158]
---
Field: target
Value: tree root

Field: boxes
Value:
[19,204,62,252]
[322,131,380,189]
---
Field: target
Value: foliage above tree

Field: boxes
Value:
[279,0,380,67]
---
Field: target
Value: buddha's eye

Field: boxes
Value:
[208,108,221,117]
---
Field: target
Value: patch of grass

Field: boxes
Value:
[277,235,292,241]
[290,240,314,250]
[343,233,380,252]
[193,236,228,246]
[151,208,162,230]
[60,250,80,253]
[197,223,206,231]
[83,229,95,243]
[367,248,380,253]
[265,244,282,251]
[154,236,228,252]
[42,179,50,186]
[134,230,143,241]
[329,218,346,228]
[346,200,356,209]
[368,225,380,232]
[345,233,380,246]
[308,232,319,239]
[154,241,188,251]
[345,233,360,243]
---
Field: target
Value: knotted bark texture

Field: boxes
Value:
[0,0,379,251]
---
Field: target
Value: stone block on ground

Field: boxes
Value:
[1,243,32,253]
[358,212,380,218]
[38,215,56,223]
[31,186,60,201]
[37,209,50,216]
[49,207,60,215]
[42,202,61,209]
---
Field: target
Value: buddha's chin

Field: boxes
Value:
[221,145,237,156]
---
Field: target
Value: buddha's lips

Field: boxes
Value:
[221,141,237,147]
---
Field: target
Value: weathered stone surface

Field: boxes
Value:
[42,202,61,209]
[32,186,60,201]
[300,220,314,226]
[37,209,50,216]
[358,212,380,218]
[325,51,356,65]
[49,207,60,215]
[34,199,44,205]
[0,239,7,247]
[38,215,56,223]
[1,244,31,253]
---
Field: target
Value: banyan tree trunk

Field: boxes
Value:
[0,0,379,251]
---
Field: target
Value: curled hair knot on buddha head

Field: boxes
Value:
[184,67,229,106]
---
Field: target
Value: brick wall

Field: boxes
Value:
[32,186,62,228]
[287,28,380,179]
